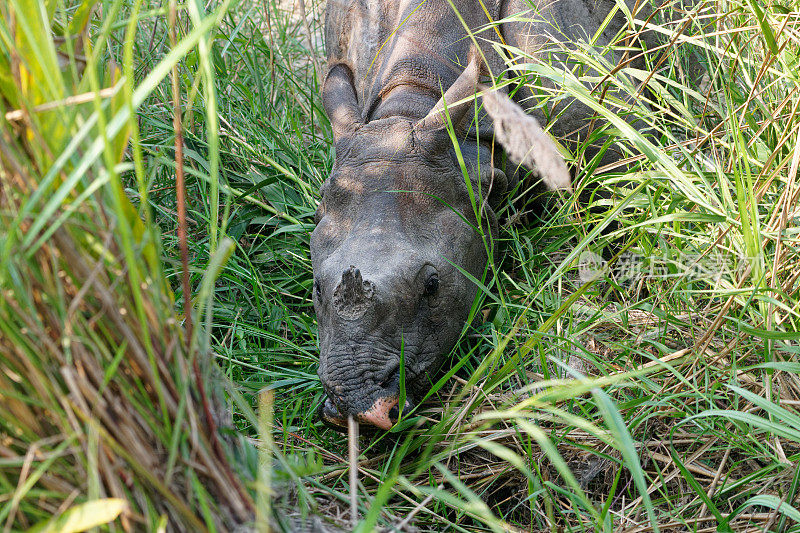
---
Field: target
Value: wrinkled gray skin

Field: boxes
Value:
[313,0,655,430]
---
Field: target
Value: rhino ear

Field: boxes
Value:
[416,47,481,135]
[323,63,362,140]
[480,87,571,191]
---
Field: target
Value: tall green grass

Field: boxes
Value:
[2,0,800,531]
[0,0,301,530]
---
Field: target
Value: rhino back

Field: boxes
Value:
[324,0,664,165]
[499,0,658,160]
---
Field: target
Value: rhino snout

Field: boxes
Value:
[313,253,448,431]
[318,394,414,431]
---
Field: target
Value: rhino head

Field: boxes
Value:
[312,56,570,430]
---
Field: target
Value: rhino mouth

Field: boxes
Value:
[318,397,348,431]
[317,396,413,432]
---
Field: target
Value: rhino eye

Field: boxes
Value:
[423,274,439,297]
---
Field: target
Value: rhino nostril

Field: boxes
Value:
[388,398,415,421]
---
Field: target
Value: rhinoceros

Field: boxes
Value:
[312,0,655,430]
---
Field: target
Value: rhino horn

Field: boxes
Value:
[323,63,362,140]
[333,266,374,319]
[415,46,482,135]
